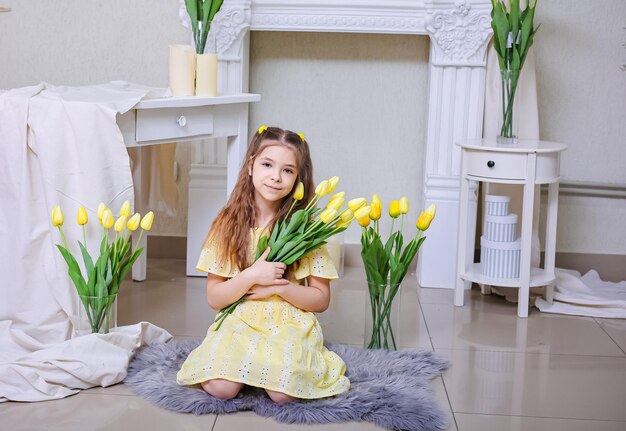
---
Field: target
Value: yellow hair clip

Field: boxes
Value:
[297,132,305,142]
[258,125,268,134]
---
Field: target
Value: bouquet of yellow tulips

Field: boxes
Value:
[51,201,154,334]
[356,196,436,350]
[214,176,356,330]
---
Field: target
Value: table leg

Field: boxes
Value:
[455,169,471,307]
[544,182,559,303]
[132,149,147,282]
[517,154,537,318]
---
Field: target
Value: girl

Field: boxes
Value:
[176,126,350,403]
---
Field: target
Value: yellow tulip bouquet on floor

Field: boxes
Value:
[214,176,356,330]
[51,201,154,334]
[355,195,436,350]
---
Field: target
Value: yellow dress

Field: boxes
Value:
[176,228,350,399]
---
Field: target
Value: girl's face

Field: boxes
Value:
[250,144,299,208]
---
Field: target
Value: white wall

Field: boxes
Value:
[249,31,430,245]
[533,0,626,254]
[1,0,625,255]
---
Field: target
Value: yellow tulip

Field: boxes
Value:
[335,219,352,229]
[97,202,107,223]
[328,191,345,202]
[327,194,344,211]
[101,209,114,229]
[416,204,436,231]
[114,215,127,233]
[51,205,64,227]
[354,205,371,227]
[127,213,141,231]
[140,211,155,231]
[119,200,131,218]
[315,180,329,196]
[348,197,367,212]
[358,215,370,227]
[399,196,409,215]
[370,194,381,221]
[339,208,354,223]
[319,208,337,224]
[389,200,401,218]
[292,182,304,201]
[76,206,88,225]
[326,176,340,194]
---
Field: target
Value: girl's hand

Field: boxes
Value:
[245,247,289,286]
[246,284,282,300]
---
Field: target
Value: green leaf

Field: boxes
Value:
[68,267,88,297]
[255,235,269,261]
[510,0,520,45]
[208,0,223,22]
[184,0,199,49]
[118,247,145,283]
[78,241,94,277]
[492,1,510,68]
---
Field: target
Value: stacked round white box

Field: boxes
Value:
[480,195,521,278]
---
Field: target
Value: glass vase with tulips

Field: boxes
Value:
[490,0,539,143]
[51,201,154,334]
[356,196,436,350]
[213,176,356,330]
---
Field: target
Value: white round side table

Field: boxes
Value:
[455,139,567,318]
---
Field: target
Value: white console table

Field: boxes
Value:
[117,93,260,281]
[455,139,567,318]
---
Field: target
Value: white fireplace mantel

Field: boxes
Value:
[190,0,493,287]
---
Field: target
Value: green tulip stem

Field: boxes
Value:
[58,226,69,250]
[82,225,87,249]
[134,230,145,253]
[284,199,298,222]
[400,215,404,236]
[389,219,395,239]
[304,195,319,212]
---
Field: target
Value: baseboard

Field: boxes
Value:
[151,236,625,283]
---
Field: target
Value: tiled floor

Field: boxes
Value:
[4,258,626,431]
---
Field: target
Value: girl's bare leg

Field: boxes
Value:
[265,389,297,404]
[201,379,244,400]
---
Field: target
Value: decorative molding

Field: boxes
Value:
[426,1,492,66]
[250,0,426,34]
[210,6,252,55]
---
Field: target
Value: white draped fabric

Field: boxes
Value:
[0,82,171,402]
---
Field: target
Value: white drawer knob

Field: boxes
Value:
[177,116,187,127]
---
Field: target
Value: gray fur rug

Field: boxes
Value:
[124,339,449,431]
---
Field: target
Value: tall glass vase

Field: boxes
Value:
[75,294,118,336]
[364,280,402,350]
[497,69,521,145]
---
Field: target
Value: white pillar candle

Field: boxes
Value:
[169,44,196,96]
[195,53,218,97]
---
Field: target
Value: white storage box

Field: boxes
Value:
[480,236,521,279]
[485,194,510,216]
[484,213,518,242]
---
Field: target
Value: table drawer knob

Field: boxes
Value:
[177,116,187,127]
[487,160,495,168]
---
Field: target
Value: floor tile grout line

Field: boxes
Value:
[434,346,626,359]
[417,295,458,430]
[593,317,626,355]
[211,413,218,431]
[455,411,626,423]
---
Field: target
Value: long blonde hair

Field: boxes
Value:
[205,127,315,271]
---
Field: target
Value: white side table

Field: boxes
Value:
[455,139,567,318]
[117,93,261,280]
